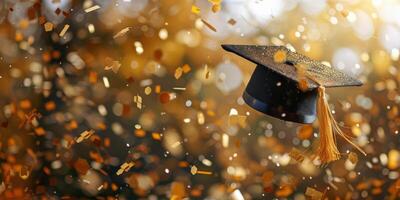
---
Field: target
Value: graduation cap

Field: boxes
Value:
[222,44,366,163]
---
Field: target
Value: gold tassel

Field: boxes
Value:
[316,86,367,164]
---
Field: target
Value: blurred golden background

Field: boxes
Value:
[0,0,399,199]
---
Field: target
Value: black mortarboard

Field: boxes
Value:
[222,44,366,163]
[221,44,362,124]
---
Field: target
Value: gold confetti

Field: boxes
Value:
[144,86,152,95]
[155,85,161,93]
[152,132,161,140]
[134,94,143,109]
[172,87,186,91]
[116,162,135,175]
[348,152,358,164]
[182,64,191,73]
[174,67,183,79]
[19,166,30,180]
[211,4,221,13]
[289,148,305,163]
[103,76,110,88]
[191,5,200,14]
[84,5,101,13]
[44,22,53,32]
[104,60,121,73]
[113,27,132,39]
[273,50,287,63]
[305,187,324,200]
[76,130,95,143]
[59,24,70,37]
[190,165,198,175]
[222,133,229,148]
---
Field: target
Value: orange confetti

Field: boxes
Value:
[159,92,170,104]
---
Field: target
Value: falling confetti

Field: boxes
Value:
[59,24,70,37]
[113,27,132,39]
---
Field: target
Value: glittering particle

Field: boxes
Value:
[273,49,287,63]
[59,24,70,37]
[44,22,53,32]
[102,76,110,88]
[84,5,101,13]
[191,5,200,14]
[174,67,183,79]
[201,19,217,32]
[76,130,95,143]
[144,86,152,95]
[134,94,143,109]
[113,27,132,39]
[305,187,324,200]
[116,162,135,175]
[104,60,121,73]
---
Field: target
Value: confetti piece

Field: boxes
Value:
[103,76,110,88]
[74,158,90,175]
[305,187,324,200]
[134,94,143,109]
[228,18,236,25]
[197,112,205,124]
[44,22,53,32]
[116,162,135,175]
[59,24,70,37]
[211,4,221,13]
[171,182,186,200]
[155,85,161,93]
[88,24,95,33]
[97,184,104,191]
[172,87,186,91]
[348,152,358,164]
[273,49,287,63]
[19,166,30,180]
[289,148,305,163]
[144,86,152,95]
[19,109,42,128]
[76,130,95,143]
[201,19,217,32]
[113,27,132,39]
[222,133,229,148]
[104,60,121,73]
[84,5,101,13]
[174,67,183,79]
[182,64,191,73]
[152,132,161,140]
[191,5,200,14]
[190,166,197,175]
[208,0,222,3]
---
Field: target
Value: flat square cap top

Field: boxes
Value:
[222,45,363,89]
